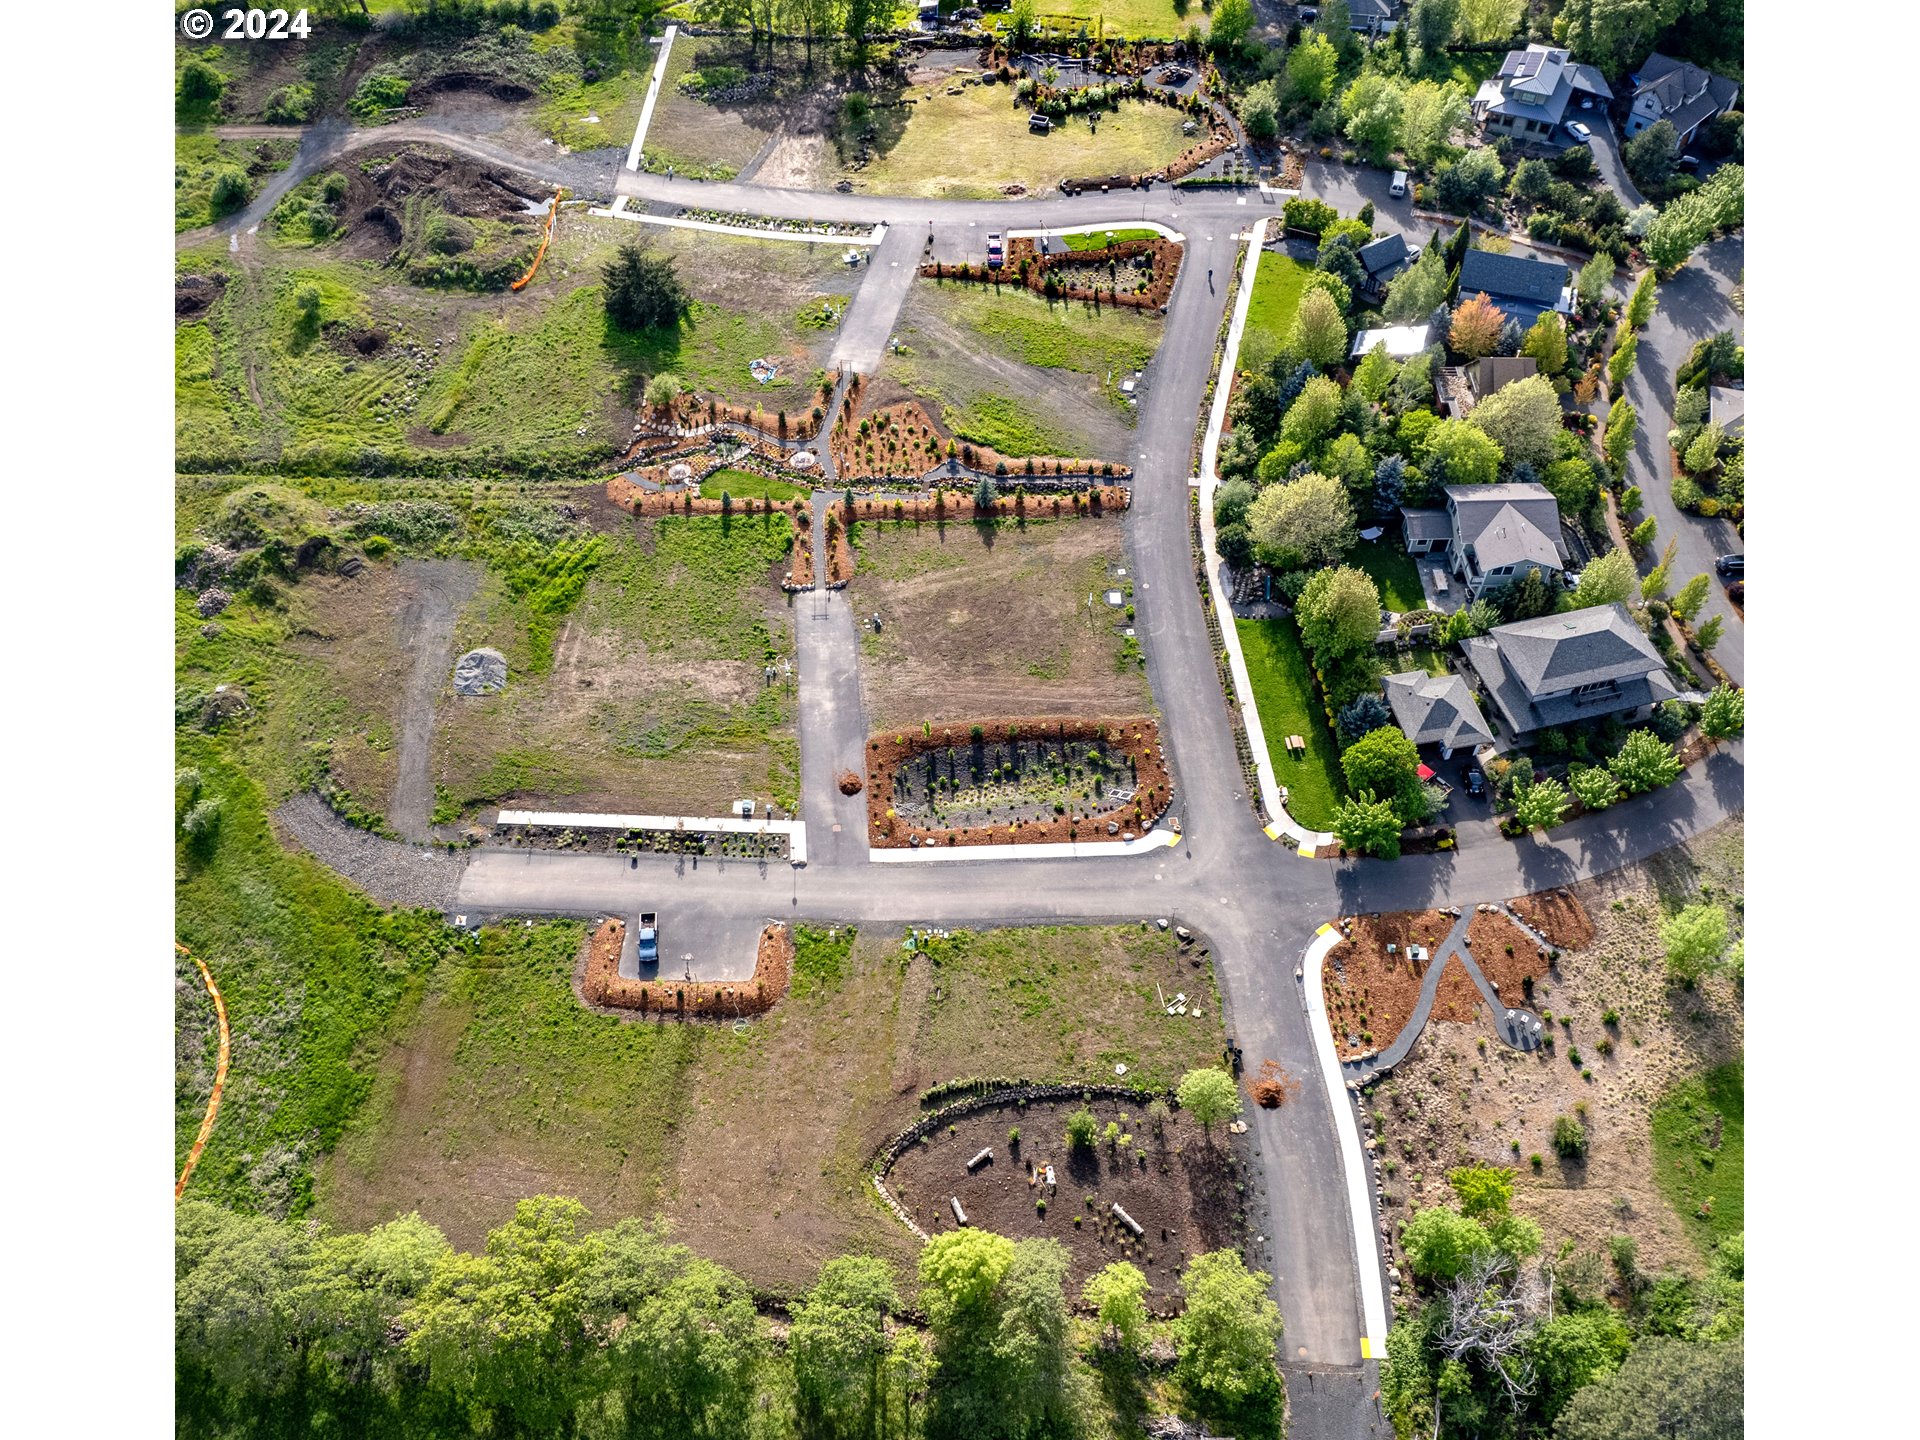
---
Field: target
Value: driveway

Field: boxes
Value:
[1586,113,1648,210]
[1619,234,1745,684]
[1304,160,1445,248]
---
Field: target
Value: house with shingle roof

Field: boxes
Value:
[1624,53,1739,150]
[1355,232,1412,304]
[1464,603,1676,738]
[1384,670,1494,759]
[1457,249,1574,328]
[1400,482,1566,600]
[1472,43,1613,147]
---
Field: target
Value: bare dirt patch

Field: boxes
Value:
[887,1096,1254,1309]
[1369,823,1744,1284]
[848,518,1149,727]
[1509,887,1597,950]
[1467,910,1552,1007]
[1321,910,1459,1059]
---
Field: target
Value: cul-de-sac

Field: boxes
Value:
[174,4,1744,1436]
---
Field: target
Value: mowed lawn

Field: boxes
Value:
[1002,0,1188,38]
[850,83,1192,199]
[1240,252,1314,374]
[1346,539,1427,614]
[1236,617,1346,830]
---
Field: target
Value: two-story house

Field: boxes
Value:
[1464,603,1676,739]
[1622,53,1739,150]
[1471,43,1614,147]
[1401,482,1567,600]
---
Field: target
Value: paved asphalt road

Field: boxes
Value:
[1622,235,1746,684]
[217,114,1745,1438]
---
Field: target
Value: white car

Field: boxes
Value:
[1567,121,1593,143]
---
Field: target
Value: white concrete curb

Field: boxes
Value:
[1192,221,1334,851]
[591,195,886,246]
[495,809,807,865]
[625,24,678,173]
[1302,923,1391,1361]
[866,827,1181,863]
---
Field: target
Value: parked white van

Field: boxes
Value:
[1389,170,1409,198]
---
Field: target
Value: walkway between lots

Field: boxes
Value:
[829,222,922,375]
[792,492,870,868]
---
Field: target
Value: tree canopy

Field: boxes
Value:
[1246,473,1357,567]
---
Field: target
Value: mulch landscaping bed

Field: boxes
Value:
[1466,910,1550,1008]
[1322,910,1462,1060]
[1508,888,1596,951]
[490,820,791,861]
[925,235,1185,312]
[607,473,806,521]
[866,715,1172,848]
[831,379,1131,484]
[885,1095,1253,1311]
[580,917,793,1019]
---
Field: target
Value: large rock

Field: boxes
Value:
[453,648,508,696]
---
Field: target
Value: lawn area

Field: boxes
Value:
[1346,539,1426,613]
[849,83,1192,199]
[847,517,1149,727]
[434,514,802,818]
[884,278,1160,460]
[993,0,1187,38]
[1239,252,1314,375]
[697,468,808,504]
[1651,1061,1745,1257]
[635,34,812,180]
[1235,617,1346,830]
[317,922,1228,1296]
[1061,226,1160,250]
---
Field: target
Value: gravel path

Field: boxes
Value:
[275,793,467,911]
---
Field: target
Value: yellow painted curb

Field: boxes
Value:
[1297,842,1315,857]
[1316,922,1337,937]
[1263,823,1282,840]
[1360,1336,1373,1359]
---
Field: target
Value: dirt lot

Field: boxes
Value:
[1321,910,1465,1060]
[888,1096,1253,1309]
[319,922,1231,1297]
[433,511,802,820]
[1370,823,1745,1281]
[847,518,1151,728]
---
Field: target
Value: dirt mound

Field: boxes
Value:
[1248,1059,1299,1109]
[414,72,537,102]
[1509,889,1596,950]
[176,272,227,319]
[836,770,863,795]
[333,146,540,268]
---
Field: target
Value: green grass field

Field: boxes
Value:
[1346,540,1426,613]
[175,133,296,232]
[1061,226,1159,250]
[852,83,1192,199]
[1240,253,1314,375]
[697,468,808,504]
[991,0,1187,38]
[1651,1061,1744,1257]
[1235,617,1346,830]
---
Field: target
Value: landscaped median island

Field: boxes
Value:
[867,717,1173,849]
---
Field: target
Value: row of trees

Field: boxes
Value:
[178,1191,1290,1439]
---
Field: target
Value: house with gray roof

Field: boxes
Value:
[1457,249,1574,328]
[1345,0,1405,37]
[1464,603,1676,739]
[1623,53,1739,149]
[1709,384,1744,438]
[1355,232,1411,304]
[1400,482,1566,600]
[1441,355,1539,419]
[1384,670,1494,758]
[1472,44,1613,148]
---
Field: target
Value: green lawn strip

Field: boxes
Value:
[941,283,1161,377]
[175,742,456,1216]
[1241,253,1314,370]
[697,468,807,504]
[999,0,1187,39]
[1061,227,1160,251]
[1234,617,1347,830]
[1346,540,1427,614]
[1650,1060,1744,1257]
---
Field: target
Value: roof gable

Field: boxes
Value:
[1358,232,1409,278]
[1459,249,1570,306]
[1383,671,1494,750]
[1490,603,1662,695]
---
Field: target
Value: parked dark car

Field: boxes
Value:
[1465,768,1486,799]
[1715,554,1744,576]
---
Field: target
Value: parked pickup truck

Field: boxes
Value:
[637,912,660,965]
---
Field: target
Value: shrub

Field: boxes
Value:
[209,168,250,214]
[264,83,315,124]
[349,68,411,120]
[1551,1115,1588,1158]
[1065,1108,1099,1149]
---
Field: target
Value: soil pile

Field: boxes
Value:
[453,648,508,696]
[176,272,227,319]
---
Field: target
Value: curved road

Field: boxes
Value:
[217,112,1745,1438]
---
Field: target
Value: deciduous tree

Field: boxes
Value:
[1353,343,1400,403]
[1570,548,1636,608]
[1342,726,1429,825]
[1520,312,1569,376]
[1670,572,1710,622]
[1177,1068,1243,1133]
[1284,32,1339,105]
[1082,1262,1150,1355]
[1699,684,1743,740]
[1610,729,1681,793]
[1602,397,1637,473]
[1280,374,1344,446]
[1332,790,1403,858]
[1341,72,1406,163]
[1569,764,1620,811]
[1450,292,1505,359]
[1511,775,1569,830]
[1402,1207,1495,1281]
[1607,330,1638,391]
[1422,417,1504,485]
[1297,567,1384,659]
[1247,472,1357,567]
[1625,269,1658,328]
[1400,80,1471,166]
[1174,1251,1285,1430]
[1469,373,1565,470]
[1383,246,1450,322]
[791,1256,898,1440]
[1289,287,1350,368]
[1660,903,1729,983]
